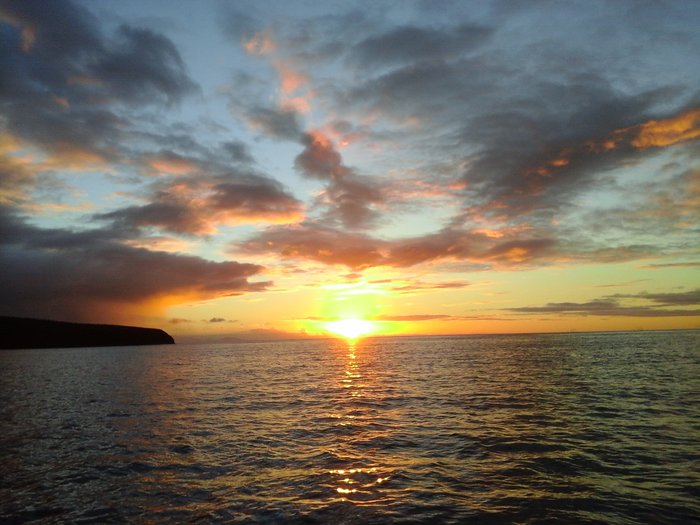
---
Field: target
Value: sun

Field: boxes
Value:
[324,319,375,340]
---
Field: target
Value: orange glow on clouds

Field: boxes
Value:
[631,108,700,149]
[146,155,198,176]
[243,31,275,55]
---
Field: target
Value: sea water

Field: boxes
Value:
[1,331,699,523]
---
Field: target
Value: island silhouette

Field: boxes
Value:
[0,316,175,349]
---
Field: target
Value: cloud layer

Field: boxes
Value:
[1,0,698,329]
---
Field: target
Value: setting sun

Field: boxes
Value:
[323,319,375,340]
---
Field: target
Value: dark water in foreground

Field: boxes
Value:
[1,331,699,524]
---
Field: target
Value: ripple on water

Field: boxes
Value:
[1,331,699,523]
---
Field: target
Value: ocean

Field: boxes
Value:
[1,331,699,524]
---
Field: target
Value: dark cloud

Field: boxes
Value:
[96,201,202,236]
[643,262,700,269]
[94,25,198,105]
[321,174,383,229]
[617,289,700,307]
[0,208,269,322]
[348,23,493,68]
[331,9,700,234]
[0,0,197,163]
[222,141,255,164]
[295,131,382,229]
[207,317,234,323]
[458,90,692,220]
[295,131,348,180]
[509,289,700,317]
[94,172,304,236]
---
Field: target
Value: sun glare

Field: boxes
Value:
[324,319,375,340]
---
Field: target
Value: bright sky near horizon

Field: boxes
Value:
[1,0,699,340]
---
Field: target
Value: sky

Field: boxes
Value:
[0,0,699,340]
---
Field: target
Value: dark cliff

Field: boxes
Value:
[0,316,175,349]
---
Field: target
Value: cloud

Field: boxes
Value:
[222,141,255,164]
[144,151,199,176]
[226,4,700,270]
[295,131,383,228]
[627,108,700,149]
[376,314,453,322]
[94,171,304,236]
[388,280,471,294]
[295,131,347,180]
[0,0,197,166]
[0,149,37,206]
[242,218,671,271]
[247,106,303,141]
[643,262,700,269]
[241,224,388,269]
[242,30,276,56]
[92,25,198,104]
[509,289,700,317]
[617,289,700,307]
[0,208,269,322]
[330,10,700,231]
[348,23,493,69]
[242,222,557,269]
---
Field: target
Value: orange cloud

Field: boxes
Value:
[518,107,700,197]
[145,153,198,176]
[52,95,70,109]
[123,236,194,253]
[275,61,308,95]
[40,143,107,170]
[274,61,313,113]
[630,108,700,149]
[242,30,275,56]
[241,29,314,113]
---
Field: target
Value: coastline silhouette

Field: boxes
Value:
[0,316,175,349]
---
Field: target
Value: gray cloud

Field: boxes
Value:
[207,317,235,323]
[0,0,198,163]
[247,107,303,141]
[222,141,255,164]
[295,132,382,229]
[94,172,304,236]
[321,7,700,239]
[509,289,700,317]
[348,23,493,69]
[0,207,269,322]
[616,290,700,307]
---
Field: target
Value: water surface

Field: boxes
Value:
[2,331,699,523]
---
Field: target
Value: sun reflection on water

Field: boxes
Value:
[328,340,392,501]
